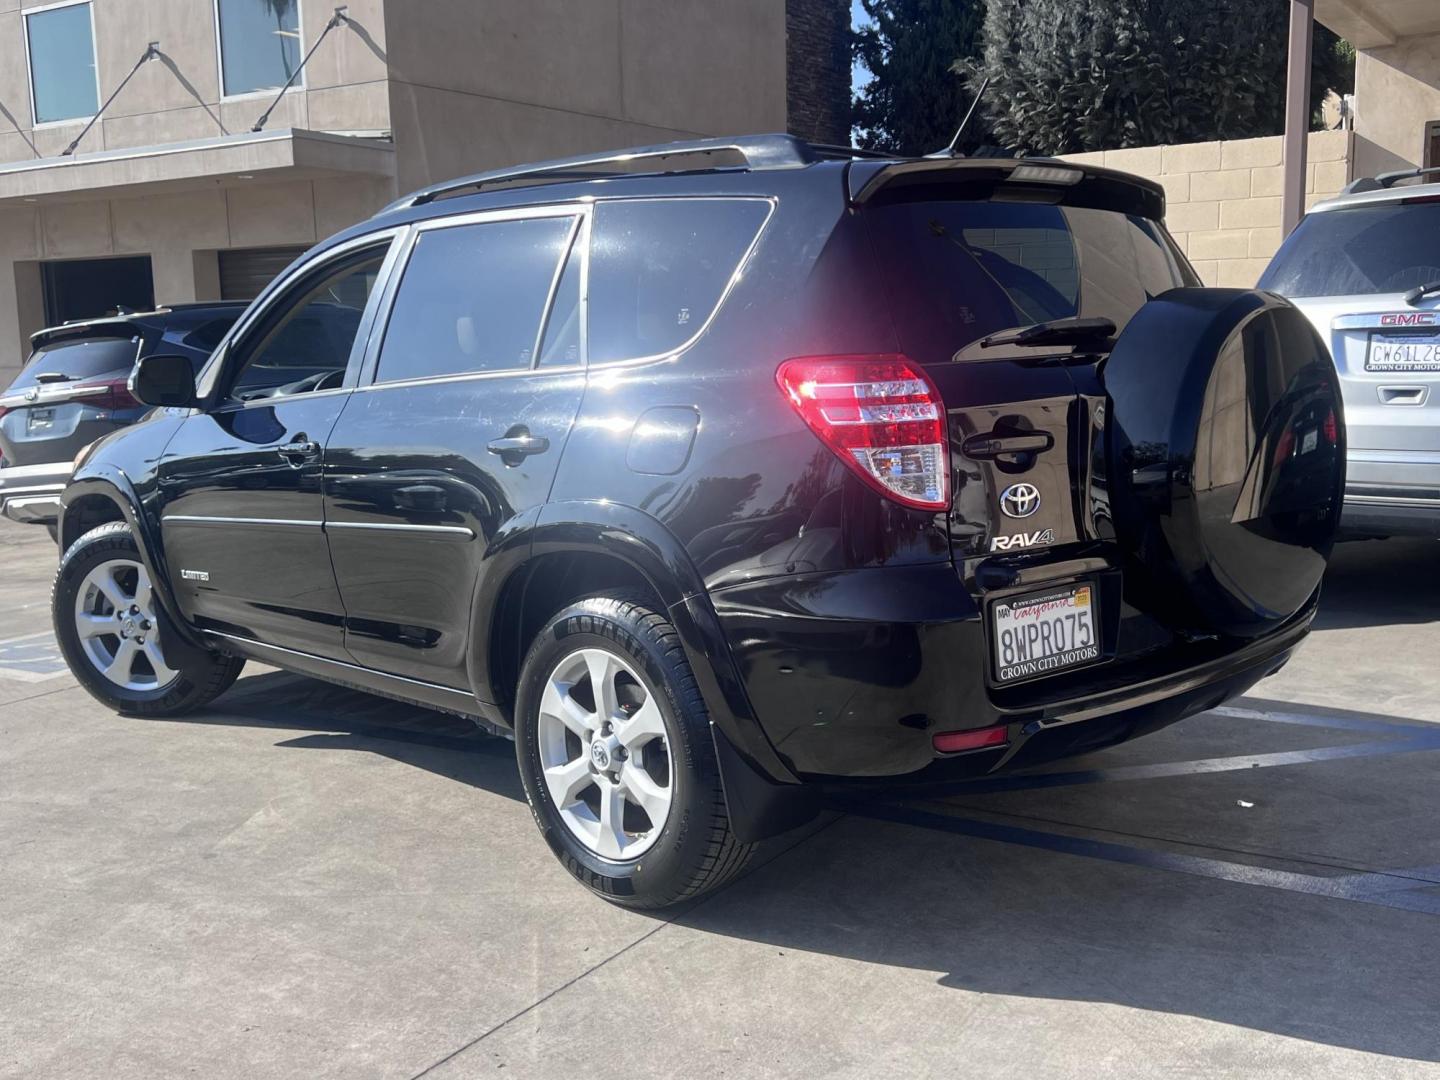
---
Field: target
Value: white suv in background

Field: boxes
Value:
[1260,167,1440,537]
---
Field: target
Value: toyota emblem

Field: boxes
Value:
[999,483,1041,519]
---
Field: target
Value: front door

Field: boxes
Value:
[158,238,396,659]
[324,208,586,688]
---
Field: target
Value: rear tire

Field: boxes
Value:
[514,593,754,909]
[52,522,244,716]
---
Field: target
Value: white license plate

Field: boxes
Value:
[25,408,54,433]
[1367,334,1440,371]
[992,584,1100,684]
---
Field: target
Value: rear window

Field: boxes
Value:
[10,334,141,392]
[865,202,1196,364]
[1258,202,1440,298]
[587,198,771,363]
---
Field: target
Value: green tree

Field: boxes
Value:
[852,0,989,156]
[966,0,1354,155]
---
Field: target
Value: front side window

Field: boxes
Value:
[226,248,385,401]
[25,2,98,124]
[376,216,578,383]
[216,0,302,97]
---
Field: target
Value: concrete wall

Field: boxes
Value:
[1062,130,1352,288]
[381,0,788,191]
[1351,31,1440,178]
[0,0,389,162]
[0,174,391,381]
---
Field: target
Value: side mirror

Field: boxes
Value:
[130,353,197,408]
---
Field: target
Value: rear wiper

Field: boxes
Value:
[32,372,71,384]
[1403,281,1440,306]
[979,317,1117,349]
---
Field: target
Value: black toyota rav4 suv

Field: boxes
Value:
[53,136,1344,908]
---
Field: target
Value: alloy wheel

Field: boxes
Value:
[72,558,178,692]
[536,646,674,860]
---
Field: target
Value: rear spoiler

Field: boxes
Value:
[29,318,149,349]
[847,157,1166,221]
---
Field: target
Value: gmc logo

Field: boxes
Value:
[1380,313,1438,325]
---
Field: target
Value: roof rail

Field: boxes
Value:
[382,134,885,211]
[1342,166,1440,195]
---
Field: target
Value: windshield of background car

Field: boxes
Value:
[8,334,141,392]
[864,200,1197,365]
[1258,201,1440,298]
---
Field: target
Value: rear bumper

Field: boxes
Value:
[1342,449,1440,536]
[710,562,1311,783]
[0,460,69,525]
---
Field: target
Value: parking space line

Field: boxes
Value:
[853,803,1440,916]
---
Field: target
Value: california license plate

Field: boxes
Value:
[1367,334,1440,371]
[992,584,1100,684]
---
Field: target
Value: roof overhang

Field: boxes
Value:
[0,128,394,208]
[1315,0,1440,50]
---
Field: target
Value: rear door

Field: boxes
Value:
[324,205,586,688]
[862,195,1197,559]
[157,233,402,659]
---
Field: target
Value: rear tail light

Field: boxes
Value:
[72,378,142,413]
[1323,407,1338,445]
[776,355,949,511]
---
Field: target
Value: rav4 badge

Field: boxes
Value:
[991,529,1056,552]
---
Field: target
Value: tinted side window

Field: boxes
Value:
[537,234,583,368]
[587,198,770,363]
[228,250,386,401]
[377,217,576,383]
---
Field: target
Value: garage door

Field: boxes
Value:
[218,246,308,301]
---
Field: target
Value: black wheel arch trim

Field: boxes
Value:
[60,470,207,653]
[473,499,804,805]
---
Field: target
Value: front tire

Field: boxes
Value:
[514,593,754,909]
[52,522,244,716]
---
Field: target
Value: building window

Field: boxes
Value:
[24,1,99,125]
[216,0,303,98]
[1427,121,1440,170]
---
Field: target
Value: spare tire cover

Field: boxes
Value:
[1102,288,1344,639]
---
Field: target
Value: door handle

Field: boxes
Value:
[487,433,550,462]
[961,431,1054,459]
[277,439,320,458]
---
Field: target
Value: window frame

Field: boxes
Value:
[353,194,777,392]
[23,0,101,130]
[195,227,405,413]
[212,0,307,103]
[356,202,591,391]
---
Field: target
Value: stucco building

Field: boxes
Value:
[0,0,847,380]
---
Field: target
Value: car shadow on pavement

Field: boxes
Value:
[132,667,1440,1063]
[1315,537,1440,631]
[147,667,526,801]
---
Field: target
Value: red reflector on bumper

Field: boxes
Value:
[932,726,1009,754]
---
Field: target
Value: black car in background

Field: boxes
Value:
[0,303,244,537]
[51,136,1344,908]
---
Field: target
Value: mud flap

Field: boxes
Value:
[711,723,822,843]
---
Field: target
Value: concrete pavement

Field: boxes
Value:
[3,519,1440,1078]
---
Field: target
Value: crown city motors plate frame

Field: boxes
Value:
[989,581,1102,685]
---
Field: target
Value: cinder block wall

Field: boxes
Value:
[1062,130,1352,287]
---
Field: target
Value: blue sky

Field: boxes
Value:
[851,0,871,95]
